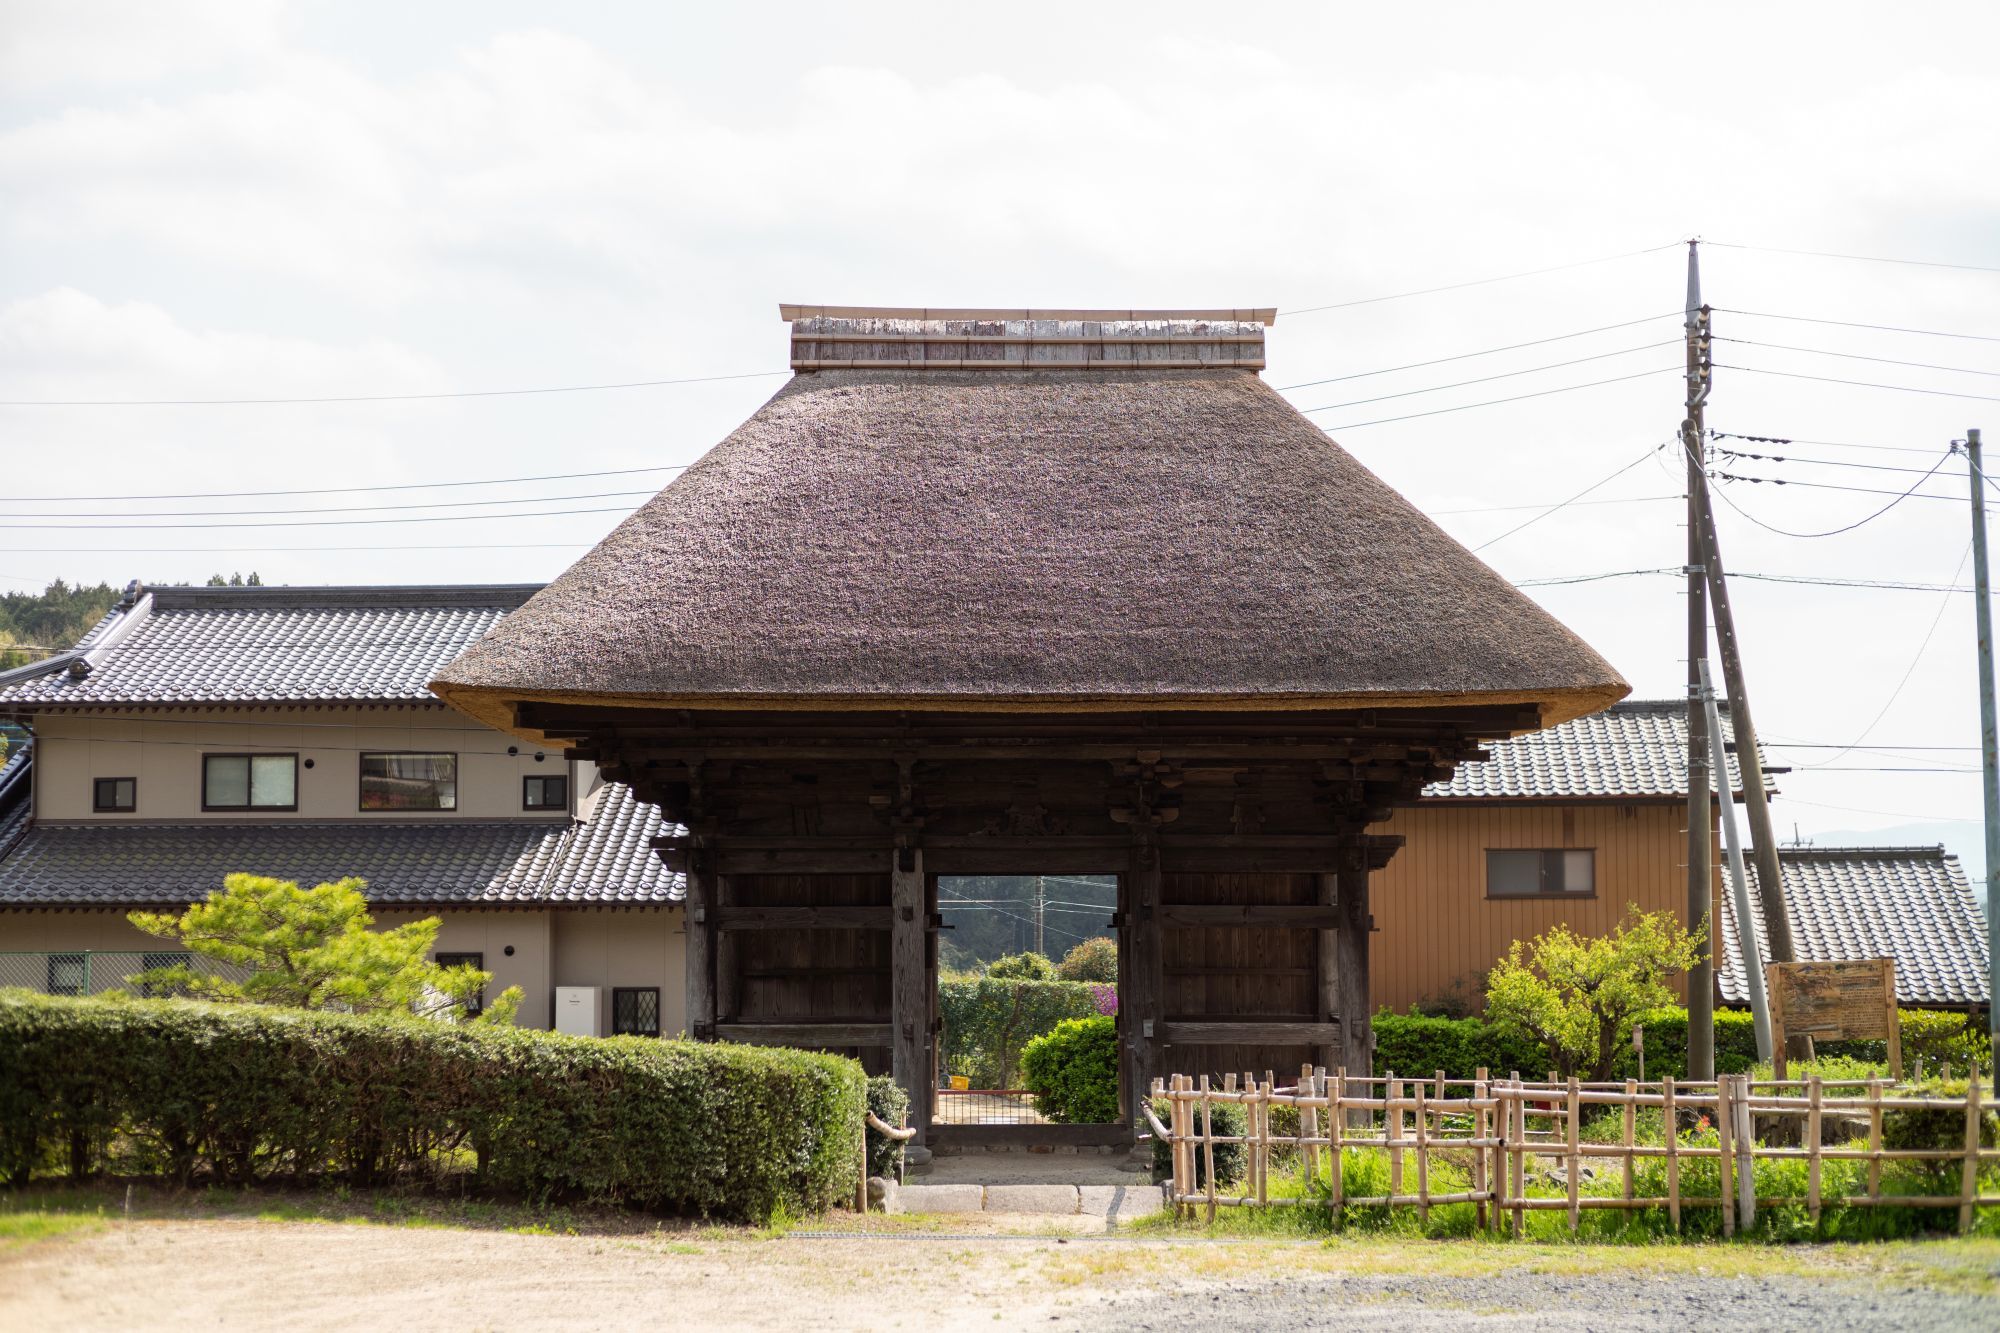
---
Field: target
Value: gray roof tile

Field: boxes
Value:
[1425,699,1756,800]
[1720,846,1990,1007]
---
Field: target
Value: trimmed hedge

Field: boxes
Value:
[0,990,865,1223]
[938,977,1102,1088]
[864,1075,911,1179]
[1020,1016,1120,1123]
[1373,1005,1993,1083]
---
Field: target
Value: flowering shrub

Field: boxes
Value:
[1089,984,1118,1016]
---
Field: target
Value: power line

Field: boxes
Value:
[1714,337,2000,381]
[1704,241,2000,276]
[1514,567,1982,594]
[0,370,788,408]
[1319,365,1679,431]
[1705,445,1958,539]
[1274,312,1678,391]
[1295,341,1678,415]
[9,503,639,532]
[1709,431,1939,458]
[1712,471,1974,505]
[1279,242,1683,317]
[0,543,596,555]
[1712,447,1956,477]
[1716,309,2000,344]
[1716,363,2000,405]
[1436,494,1680,517]
[8,464,690,504]
[1471,443,1668,553]
[0,488,660,521]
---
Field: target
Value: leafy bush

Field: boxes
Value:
[864,1075,911,1179]
[1020,1016,1120,1124]
[1149,1095,1245,1188]
[1055,938,1118,984]
[1882,1075,1999,1194]
[985,952,1056,981]
[0,990,863,1223]
[937,977,1102,1088]
[1372,1010,1546,1080]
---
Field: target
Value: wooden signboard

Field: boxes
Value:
[1765,958,1900,1079]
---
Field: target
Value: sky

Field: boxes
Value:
[4,2,1999,881]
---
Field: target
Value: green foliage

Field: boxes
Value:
[1484,906,1704,1081]
[864,1075,910,1179]
[1371,1010,1547,1080]
[128,873,517,1023]
[1148,1096,1245,1188]
[1054,937,1118,984]
[0,579,120,671]
[1019,1016,1120,1124]
[0,991,864,1223]
[203,572,263,586]
[937,977,1102,1088]
[1615,1007,1992,1081]
[985,951,1056,981]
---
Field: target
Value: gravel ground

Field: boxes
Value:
[1088,1272,2000,1332]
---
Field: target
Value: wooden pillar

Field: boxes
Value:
[1124,838,1165,1127]
[1316,872,1342,1076]
[685,856,717,1041]
[1334,856,1373,1081]
[714,873,739,1024]
[891,846,931,1153]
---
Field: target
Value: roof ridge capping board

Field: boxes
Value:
[780,304,1276,373]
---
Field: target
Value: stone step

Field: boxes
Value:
[879,1180,1165,1221]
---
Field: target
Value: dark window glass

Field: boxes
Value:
[47,952,86,997]
[1486,849,1596,898]
[203,754,297,810]
[435,951,485,1016]
[93,777,136,812]
[523,774,568,810]
[360,753,457,811]
[613,987,661,1037]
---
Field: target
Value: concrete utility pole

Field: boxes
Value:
[1966,427,2000,1051]
[1683,241,1716,1082]
[1033,874,1046,956]
[1701,661,1774,1062]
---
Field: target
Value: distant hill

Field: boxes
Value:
[0,580,121,670]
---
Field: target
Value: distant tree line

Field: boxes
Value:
[0,575,263,671]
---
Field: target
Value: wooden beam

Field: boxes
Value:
[1334,859,1373,1081]
[685,862,717,1041]
[714,906,893,932]
[927,1123,1133,1150]
[1317,871,1341,1075]
[1125,841,1165,1127]
[891,847,930,1147]
[713,1022,892,1048]
[1155,904,1347,929]
[1162,1021,1344,1047]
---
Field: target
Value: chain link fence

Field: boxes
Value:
[0,950,246,998]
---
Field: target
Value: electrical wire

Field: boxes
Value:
[1704,444,1959,538]
[1715,363,2000,404]
[1712,448,1957,477]
[1295,341,1678,415]
[1279,242,1683,317]
[0,370,788,408]
[0,488,660,521]
[1470,443,1669,553]
[1704,241,2000,276]
[8,504,640,532]
[1710,431,1940,457]
[1318,365,1679,431]
[1713,337,2000,380]
[9,464,691,504]
[1712,472,1976,505]
[1716,309,2000,344]
[1274,312,1678,390]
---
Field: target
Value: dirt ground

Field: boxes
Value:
[3,1206,1998,1331]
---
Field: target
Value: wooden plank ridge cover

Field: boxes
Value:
[427,306,1628,740]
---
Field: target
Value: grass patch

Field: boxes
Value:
[0,1209,106,1250]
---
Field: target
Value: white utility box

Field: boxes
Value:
[554,986,602,1037]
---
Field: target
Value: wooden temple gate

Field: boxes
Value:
[533,703,1534,1155]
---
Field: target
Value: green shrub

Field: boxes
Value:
[864,1075,911,1179]
[1372,1010,1545,1080]
[1020,1016,1120,1124]
[1055,937,1118,984]
[0,990,864,1223]
[985,952,1056,981]
[1149,1095,1245,1188]
[937,977,1102,1088]
[1822,1009,1992,1072]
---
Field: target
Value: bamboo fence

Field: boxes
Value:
[1146,1064,2000,1234]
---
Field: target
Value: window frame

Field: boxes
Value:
[93,776,137,813]
[357,751,460,813]
[612,987,662,1038]
[47,952,87,997]
[435,950,485,1016]
[200,752,299,813]
[522,773,569,811]
[1484,848,1597,900]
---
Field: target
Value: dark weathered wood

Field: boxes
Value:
[1316,872,1341,1074]
[1156,904,1347,928]
[685,865,717,1041]
[1334,859,1373,1080]
[715,874,739,1023]
[928,1123,1134,1150]
[713,1022,892,1047]
[714,906,893,931]
[891,848,930,1143]
[1162,1021,1343,1046]
[1126,841,1165,1123]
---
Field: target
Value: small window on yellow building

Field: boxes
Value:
[1486,849,1594,898]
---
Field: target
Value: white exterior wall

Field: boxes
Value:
[31,706,570,824]
[552,909,687,1037]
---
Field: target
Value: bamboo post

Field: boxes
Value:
[1473,1066,1489,1231]
[1663,1076,1681,1231]
[1806,1075,1823,1225]
[1867,1078,1884,1204]
[1622,1077,1637,1204]
[1200,1075,1217,1223]
[1414,1078,1431,1223]
[855,1114,868,1213]
[1961,1071,1983,1235]
[1301,1062,1319,1184]
[1165,1075,1183,1216]
[1565,1076,1581,1234]
[1490,1078,1506,1235]
[1733,1074,1757,1232]
[1510,1079,1526,1238]
[1255,1072,1270,1208]
[1716,1072,1735,1237]
[1330,1070,1345,1215]
[1388,1074,1405,1197]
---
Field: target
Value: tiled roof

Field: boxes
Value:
[1720,846,1989,1007]
[0,751,681,907]
[0,584,541,708]
[1424,699,1756,801]
[0,740,30,860]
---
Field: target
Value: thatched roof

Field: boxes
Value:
[433,358,1627,737]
